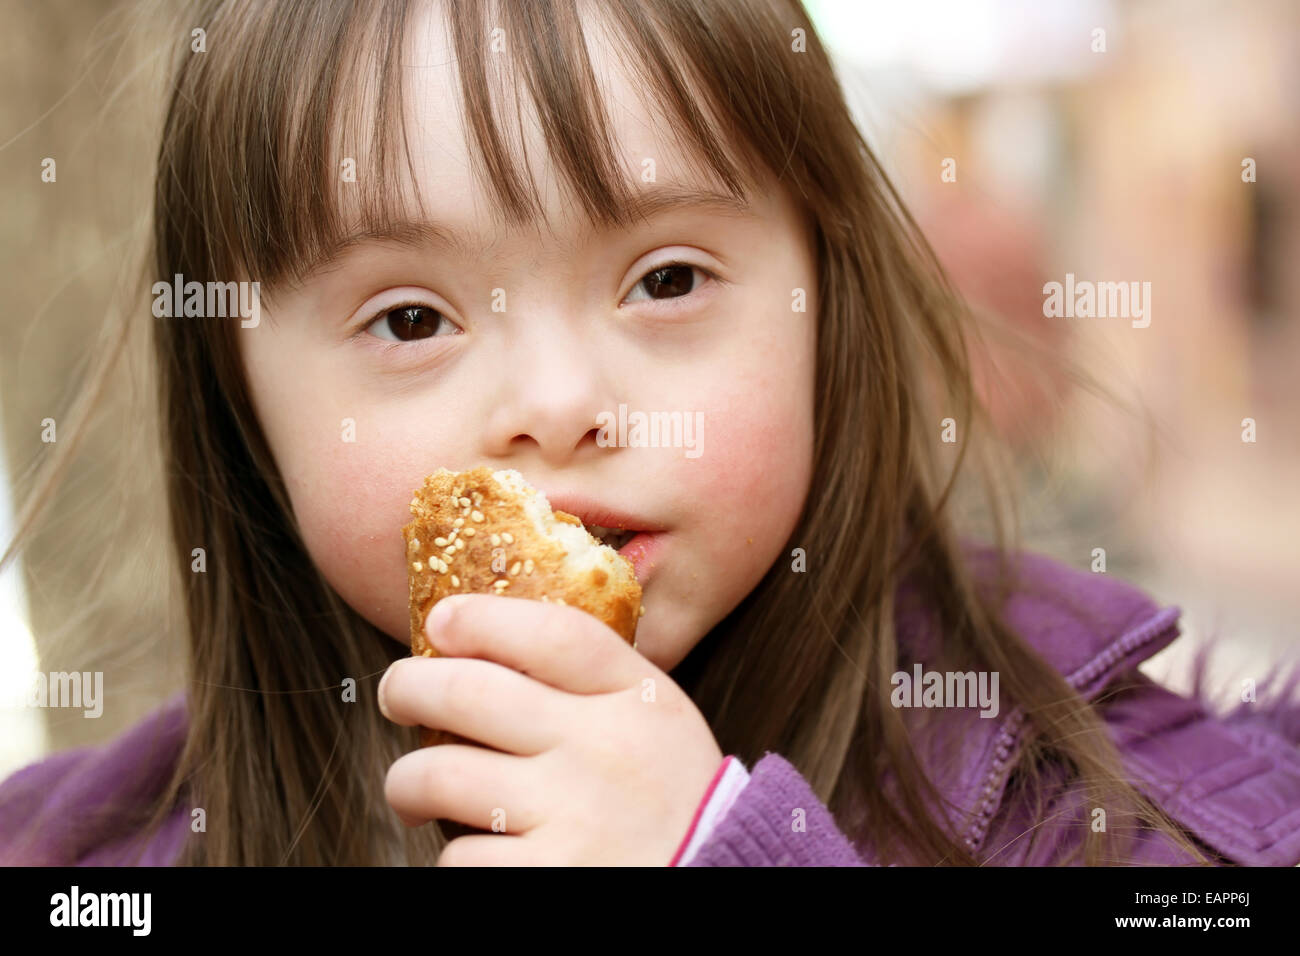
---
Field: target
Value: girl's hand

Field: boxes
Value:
[378,593,725,866]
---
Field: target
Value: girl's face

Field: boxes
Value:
[237,7,817,673]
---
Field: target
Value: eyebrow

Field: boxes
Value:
[306,183,753,276]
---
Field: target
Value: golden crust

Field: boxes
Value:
[403,466,642,748]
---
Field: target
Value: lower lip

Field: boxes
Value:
[617,532,665,584]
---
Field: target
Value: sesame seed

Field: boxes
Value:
[472,491,483,505]
[462,527,476,536]
[501,532,514,544]
[453,517,465,527]
[410,538,420,551]
[412,561,423,572]
[510,562,521,576]
[443,547,455,556]
[447,530,457,540]
[459,497,471,508]
[455,538,466,550]
[434,537,447,547]
[524,559,534,575]
[471,510,484,523]
[490,533,501,546]
[451,575,460,587]
[492,579,509,589]
[556,597,566,605]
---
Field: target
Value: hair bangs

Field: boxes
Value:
[161,0,793,306]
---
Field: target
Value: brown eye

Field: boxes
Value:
[623,262,715,307]
[367,305,456,342]
[637,264,697,300]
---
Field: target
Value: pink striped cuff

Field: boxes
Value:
[668,755,751,866]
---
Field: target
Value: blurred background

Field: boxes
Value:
[2,0,1298,778]
[802,0,1300,707]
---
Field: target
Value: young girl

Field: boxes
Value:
[3,0,1299,867]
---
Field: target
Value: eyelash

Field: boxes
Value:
[358,260,718,347]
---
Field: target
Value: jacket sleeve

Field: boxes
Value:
[681,752,872,866]
[1103,667,1300,866]
[981,666,1300,866]
[0,693,189,866]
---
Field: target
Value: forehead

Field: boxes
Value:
[341,1,751,254]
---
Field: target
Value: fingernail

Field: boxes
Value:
[378,663,397,718]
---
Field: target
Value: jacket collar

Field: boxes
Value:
[891,545,1183,854]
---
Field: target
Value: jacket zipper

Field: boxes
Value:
[962,608,1182,853]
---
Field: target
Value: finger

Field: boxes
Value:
[379,656,568,755]
[385,742,542,832]
[437,834,539,867]
[426,593,650,695]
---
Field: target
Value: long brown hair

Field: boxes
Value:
[6,0,1210,865]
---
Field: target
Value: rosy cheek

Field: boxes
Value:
[280,430,415,623]
[687,382,813,551]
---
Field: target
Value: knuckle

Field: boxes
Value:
[422,753,446,799]
[435,663,464,722]
[436,661,478,731]
[550,602,608,651]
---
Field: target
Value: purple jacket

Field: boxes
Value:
[3,548,1299,865]
[687,549,1300,866]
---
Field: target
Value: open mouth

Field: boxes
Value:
[586,524,637,551]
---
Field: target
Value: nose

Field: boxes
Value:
[479,319,611,467]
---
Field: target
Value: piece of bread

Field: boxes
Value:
[403,466,643,748]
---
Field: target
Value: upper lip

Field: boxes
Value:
[539,493,665,534]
